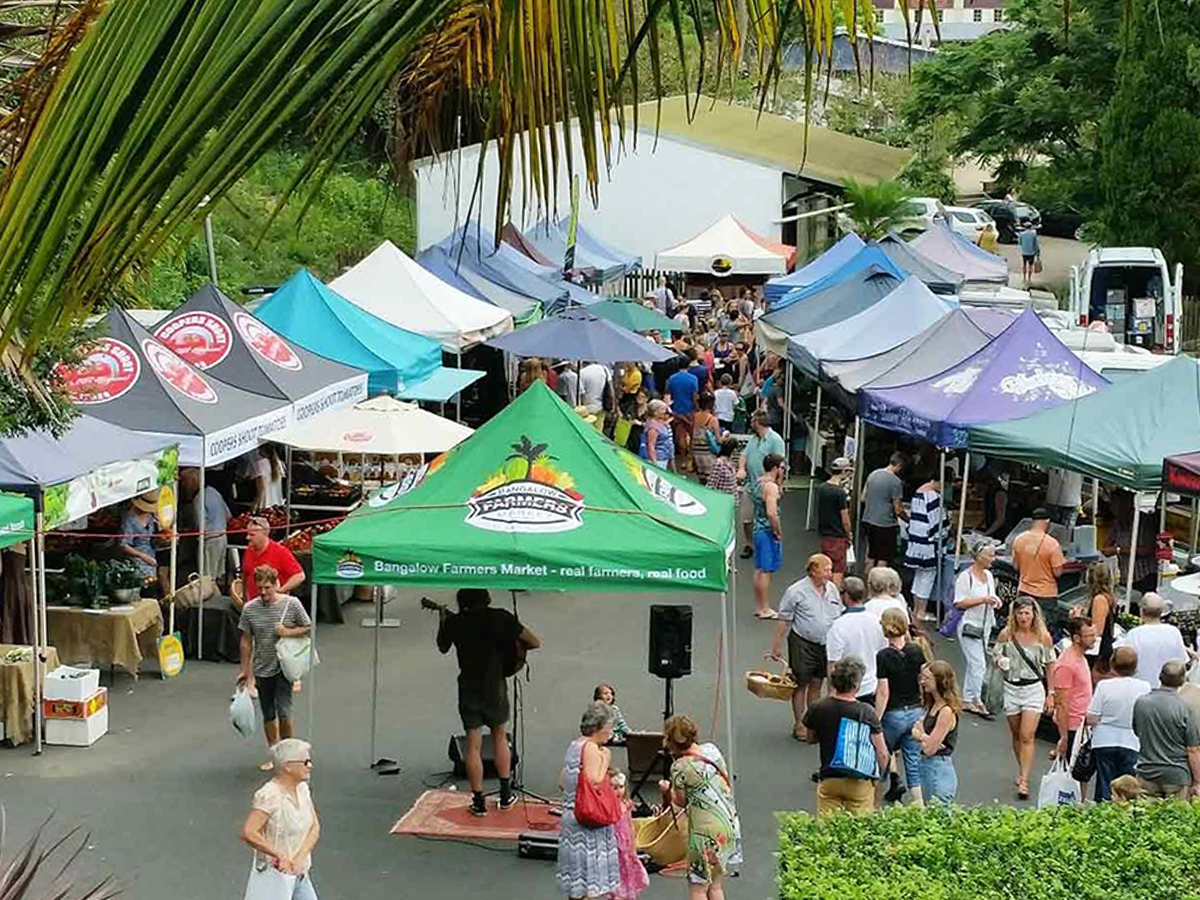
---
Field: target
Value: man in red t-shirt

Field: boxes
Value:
[242,517,305,601]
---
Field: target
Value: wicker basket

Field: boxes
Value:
[745,663,797,701]
[635,807,688,867]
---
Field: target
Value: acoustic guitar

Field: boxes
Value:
[421,597,528,676]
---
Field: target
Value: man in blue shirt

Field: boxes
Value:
[684,348,709,393]
[1018,219,1040,288]
[665,361,699,463]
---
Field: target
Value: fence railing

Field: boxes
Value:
[1181,295,1200,351]
[620,268,686,300]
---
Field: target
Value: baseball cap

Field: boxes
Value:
[831,457,853,473]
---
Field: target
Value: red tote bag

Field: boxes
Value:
[574,771,621,828]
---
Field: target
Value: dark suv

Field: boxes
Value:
[973,199,1042,243]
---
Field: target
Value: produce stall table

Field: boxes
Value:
[45,599,163,677]
[1,644,60,746]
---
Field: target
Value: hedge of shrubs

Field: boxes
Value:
[778,801,1200,899]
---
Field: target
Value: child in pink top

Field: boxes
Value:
[609,769,649,900]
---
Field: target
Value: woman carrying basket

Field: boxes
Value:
[658,715,741,900]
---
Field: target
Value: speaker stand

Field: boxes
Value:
[485,590,551,805]
[662,676,675,721]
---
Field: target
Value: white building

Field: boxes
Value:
[414,96,911,267]
[873,0,1011,42]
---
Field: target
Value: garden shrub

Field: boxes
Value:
[778,801,1200,900]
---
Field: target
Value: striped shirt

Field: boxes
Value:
[904,489,942,569]
[238,595,311,677]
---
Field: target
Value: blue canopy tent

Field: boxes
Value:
[763,232,865,305]
[255,269,485,402]
[439,226,598,309]
[559,219,642,273]
[417,246,542,326]
[786,277,955,379]
[526,219,629,283]
[859,309,1109,449]
[771,244,905,312]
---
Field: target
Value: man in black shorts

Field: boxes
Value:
[437,588,541,816]
[861,452,908,569]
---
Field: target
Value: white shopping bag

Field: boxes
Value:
[277,636,319,683]
[1038,758,1081,809]
[243,862,296,900]
[229,685,256,738]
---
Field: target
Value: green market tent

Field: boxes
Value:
[311,380,740,767]
[313,381,735,591]
[0,492,33,549]
[587,297,684,334]
[968,355,1200,490]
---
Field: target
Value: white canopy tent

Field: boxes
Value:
[264,395,473,455]
[331,240,514,353]
[655,214,790,276]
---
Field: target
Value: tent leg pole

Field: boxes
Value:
[720,591,736,778]
[32,512,43,755]
[168,478,178,636]
[954,453,971,577]
[197,460,207,660]
[370,585,381,768]
[455,350,463,423]
[852,417,864,568]
[805,385,822,531]
[784,364,793,460]
[37,512,47,740]
[1092,478,1100,521]
[1191,498,1199,557]
[935,450,946,620]
[1159,498,1168,591]
[284,446,293,534]
[308,580,317,738]
[1125,504,1140,613]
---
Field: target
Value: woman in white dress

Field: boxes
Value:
[954,541,1002,719]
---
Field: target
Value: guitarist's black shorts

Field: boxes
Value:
[459,679,510,730]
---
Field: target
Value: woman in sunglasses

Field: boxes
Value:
[241,738,321,899]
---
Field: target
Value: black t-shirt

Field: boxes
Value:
[802,697,882,780]
[876,643,925,710]
[437,607,522,691]
[814,480,849,538]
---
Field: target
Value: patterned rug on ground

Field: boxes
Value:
[391,789,561,842]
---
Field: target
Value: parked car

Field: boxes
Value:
[943,206,995,242]
[896,197,947,235]
[1069,246,1183,353]
[973,199,1042,242]
[1039,205,1086,240]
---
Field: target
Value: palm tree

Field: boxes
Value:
[841,178,916,241]
[507,436,550,480]
[0,814,118,900]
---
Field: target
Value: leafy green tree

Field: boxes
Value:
[1097,0,1200,271]
[842,178,914,239]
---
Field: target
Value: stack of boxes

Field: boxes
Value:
[44,666,108,746]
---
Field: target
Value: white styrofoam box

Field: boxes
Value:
[45,704,108,747]
[44,665,100,702]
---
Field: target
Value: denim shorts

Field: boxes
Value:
[920,755,958,805]
[882,707,924,788]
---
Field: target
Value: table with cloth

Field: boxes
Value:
[45,599,163,676]
[0,644,60,746]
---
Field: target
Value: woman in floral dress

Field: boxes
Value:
[659,715,741,900]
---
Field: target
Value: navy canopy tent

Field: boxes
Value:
[763,233,865,304]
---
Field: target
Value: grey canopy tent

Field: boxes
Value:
[153,284,368,423]
[0,415,177,754]
[876,233,965,295]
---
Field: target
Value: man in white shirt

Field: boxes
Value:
[578,362,610,414]
[825,577,887,703]
[557,365,579,405]
[1118,593,1194,688]
[1086,645,1151,801]
[863,567,909,624]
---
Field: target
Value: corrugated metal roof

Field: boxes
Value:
[634,96,911,188]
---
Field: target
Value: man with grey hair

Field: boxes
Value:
[1118,593,1194,688]
[803,657,889,816]
[864,567,909,624]
[825,577,887,705]
[1133,661,1200,799]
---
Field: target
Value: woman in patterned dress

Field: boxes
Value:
[557,702,621,899]
[659,715,741,900]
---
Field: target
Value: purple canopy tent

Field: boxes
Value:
[911,224,1009,284]
[859,308,1109,449]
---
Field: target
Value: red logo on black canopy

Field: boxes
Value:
[234,311,302,371]
[56,338,141,404]
[154,312,232,370]
[142,339,218,404]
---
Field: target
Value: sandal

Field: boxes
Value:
[1016,780,1030,801]
[754,609,779,620]
[792,726,808,742]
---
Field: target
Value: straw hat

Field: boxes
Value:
[132,490,160,514]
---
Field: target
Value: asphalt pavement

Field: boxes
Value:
[1,488,1063,900]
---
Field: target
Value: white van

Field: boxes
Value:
[1069,247,1183,353]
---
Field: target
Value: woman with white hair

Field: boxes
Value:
[954,540,1002,721]
[241,738,320,899]
[864,568,909,624]
[557,702,620,899]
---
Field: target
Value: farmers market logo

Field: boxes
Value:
[336,551,364,579]
[234,311,302,371]
[466,436,584,533]
[142,339,218,403]
[154,312,232,369]
[998,363,1097,402]
[343,429,374,444]
[621,453,706,516]
[710,255,733,275]
[57,338,141,404]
